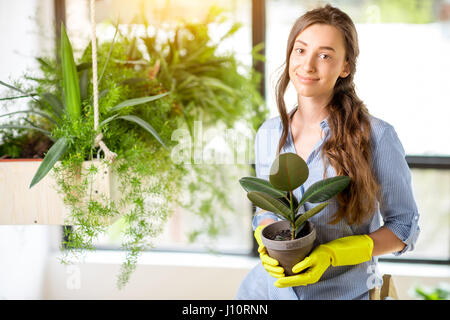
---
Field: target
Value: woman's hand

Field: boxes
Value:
[274,234,374,288]
[274,245,331,287]
[254,225,285,278]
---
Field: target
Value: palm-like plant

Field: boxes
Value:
[0,24,169,188]
[141,9,266,133]
[240,152,350,240]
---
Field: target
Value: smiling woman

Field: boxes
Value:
[236,4,420,300]
[289,24,350,98]
[264,0,450,267]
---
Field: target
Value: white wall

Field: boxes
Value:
[0,0,57,300]
[43,251,255,299]
[0,225,60,299]
[42,250,450,300]
[0,0,54,84]
[0,0,54,125]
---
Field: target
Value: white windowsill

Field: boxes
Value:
[51,249,449,278]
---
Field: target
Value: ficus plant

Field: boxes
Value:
[239,152,350,240]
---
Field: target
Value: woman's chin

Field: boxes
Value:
[297,87,319,98]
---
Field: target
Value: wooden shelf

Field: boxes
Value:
[0,159,112,225]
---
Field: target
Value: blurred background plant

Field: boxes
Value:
[414,283,450,300]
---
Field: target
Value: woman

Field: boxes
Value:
[236,4,420,300]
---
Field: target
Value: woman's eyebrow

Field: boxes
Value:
[295,40,336,52]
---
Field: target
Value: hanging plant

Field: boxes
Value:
[0,21,184,288]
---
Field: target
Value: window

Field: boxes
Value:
[408,168,449,261]
[63,0,256,254]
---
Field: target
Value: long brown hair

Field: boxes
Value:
[275,4,381,225]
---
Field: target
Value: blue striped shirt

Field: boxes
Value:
[236,108,420,300]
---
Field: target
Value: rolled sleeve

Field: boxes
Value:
[251,120,280,231]
[372,124,421,256]
[252,209,280,230]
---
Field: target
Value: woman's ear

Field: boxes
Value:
[339,61,350,78]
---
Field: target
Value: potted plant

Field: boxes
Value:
[0,27,170,227]
[0,23,182,287]
[239,152,350,275]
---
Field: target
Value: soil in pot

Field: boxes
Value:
[0,132,53,159]
[269,224,311,241]
[261,220,317,276]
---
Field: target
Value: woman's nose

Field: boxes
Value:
[302,54,316,73]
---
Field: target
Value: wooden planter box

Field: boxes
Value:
[0,159,114,225]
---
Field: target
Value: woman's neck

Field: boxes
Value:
[293,94,331,128]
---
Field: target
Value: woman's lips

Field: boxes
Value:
[297,74,320,83]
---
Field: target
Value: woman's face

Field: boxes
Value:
[289,23,350,99]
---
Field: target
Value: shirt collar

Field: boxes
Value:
[289,105,329,130]
[320,118,329,130]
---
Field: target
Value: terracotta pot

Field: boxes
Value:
[261,220,316,276]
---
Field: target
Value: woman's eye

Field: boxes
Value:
[295,48,330,60]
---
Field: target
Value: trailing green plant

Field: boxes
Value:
[0,24,185,289]
[239,152,350,240]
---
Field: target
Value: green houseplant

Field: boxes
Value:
[239,152,350,275]
[1,24,169,189]
[0,23,182,287]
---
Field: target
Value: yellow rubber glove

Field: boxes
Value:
[274,235,373,288]
[254,225,285,278]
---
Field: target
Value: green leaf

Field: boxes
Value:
[247,191,292,222]
[0,110,58,125]
[294,202,329,236]
[115,115,167,148]
[29,137,68,188]
[36,57,54,71]
[200,76,235,95]
[0,80,27,94]
[109,92,170,112]
[99,114,119,127]
[269,152,309,191]
[79,68,89,102]
[204,96,229,116]
[40,92,64,119]
[76,62,91,71]
[298,176,350,208]
[60,23,81,120]
[0,124,53,139]
[0,95,32,101]
[0,80,39,101]
[219,22,242,42]
[239,176,287,198]
[118,77,148,86]
[98,22,119,87]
